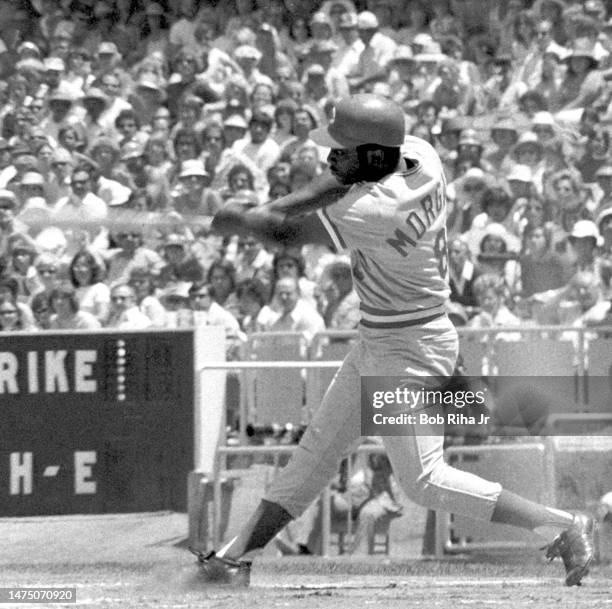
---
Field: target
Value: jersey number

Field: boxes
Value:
[434,228,448,280]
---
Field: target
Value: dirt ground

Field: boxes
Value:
[0,512,610,609]
[0,560,610,609]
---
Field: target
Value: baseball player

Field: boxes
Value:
[200,94,594,587]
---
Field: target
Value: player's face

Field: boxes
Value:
[327,148,361,184]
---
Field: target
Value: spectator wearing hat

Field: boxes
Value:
[483,118,520,179]
[384,45,418,109]
[431,116,463,180]
[17,195,53,234]
[4,150,39,198]
[446,167,490,235]
[39,85,80,142]
[567,219,604,275]
[309,11,335,43]
[130,72,167,128]
[158,233,204,291]
[456,128,495,176]
[505,164,537,202]
[17,171,46,208]
[347,11,397,93]
[233,44,274,95]
[133,2,170,64]
[158,282,192,327]
[511,131,546,195]
[333,12,364,79]
[172,158,221,219]
[307,38,349,100]
[93,40,122,80]
[118,140,170,212]
[550,37,605,111]
[42,57,68,96]
[81,87,109,146]
[302,63,335,121]
[231,109,280,176]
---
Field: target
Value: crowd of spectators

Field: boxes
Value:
[0,0,612,350]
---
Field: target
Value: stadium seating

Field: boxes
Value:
[245,332,308,427]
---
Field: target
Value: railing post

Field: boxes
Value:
[321,485,331,557]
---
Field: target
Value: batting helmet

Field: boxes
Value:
[310,94,405,149]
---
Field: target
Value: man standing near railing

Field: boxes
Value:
[202,93,594,587]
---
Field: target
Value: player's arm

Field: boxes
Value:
[211,200,333,248]
[261,169,349,217]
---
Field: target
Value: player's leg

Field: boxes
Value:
[364,316,593,584]
[211,344,364,561]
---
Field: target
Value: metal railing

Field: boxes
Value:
[197,325,612,556]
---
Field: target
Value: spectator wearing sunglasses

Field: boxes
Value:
[0,300,25,332]
[105,283,151,329]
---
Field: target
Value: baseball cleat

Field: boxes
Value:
[189,548,251,586]
[542,513,594,586]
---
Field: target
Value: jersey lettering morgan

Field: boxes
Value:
[316,136,449,329]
